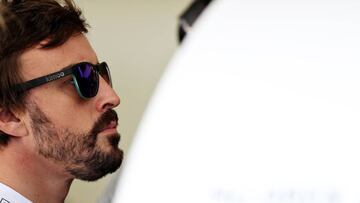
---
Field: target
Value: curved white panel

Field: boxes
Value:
[113,0,360,202]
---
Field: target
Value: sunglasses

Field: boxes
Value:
[14,62,112,99]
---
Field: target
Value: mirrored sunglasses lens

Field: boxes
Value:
[73,63,99,98]
[98,62,112,87]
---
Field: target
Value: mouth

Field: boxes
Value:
[99,120,121,147]
[99,120,118,134]
[91,109,119,137]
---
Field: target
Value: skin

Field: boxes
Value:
[0,33,121,203]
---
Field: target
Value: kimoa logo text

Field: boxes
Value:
[46,72,65,82]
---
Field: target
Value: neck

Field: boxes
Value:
[0,141,73,203]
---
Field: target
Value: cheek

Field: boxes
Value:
[30,91,97,132]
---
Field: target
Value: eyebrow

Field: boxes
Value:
[60,63,76,71]
[60,60,99,71]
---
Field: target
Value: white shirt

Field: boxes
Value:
[0,183,32,203]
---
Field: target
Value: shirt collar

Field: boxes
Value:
[0,182,32,203]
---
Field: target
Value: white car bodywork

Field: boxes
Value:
[113,0,360,202]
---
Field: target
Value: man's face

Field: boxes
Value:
[19,34,123,180]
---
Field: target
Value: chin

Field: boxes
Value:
[66,141,124,181]
[83,148,124,181]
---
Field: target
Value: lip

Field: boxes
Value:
[100,121,118,134]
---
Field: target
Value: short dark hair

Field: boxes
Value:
[0,0,88,146]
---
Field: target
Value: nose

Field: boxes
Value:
[95,76,120,112]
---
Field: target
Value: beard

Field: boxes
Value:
[28,103,123,181]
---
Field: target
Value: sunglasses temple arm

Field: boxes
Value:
[14,68,73,93]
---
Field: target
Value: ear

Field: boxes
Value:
[0,108,28,137]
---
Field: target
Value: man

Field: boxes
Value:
[0,0,123,202]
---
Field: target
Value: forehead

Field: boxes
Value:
[19,34,98,81]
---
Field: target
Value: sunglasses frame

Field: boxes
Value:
[14,61,112,99]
